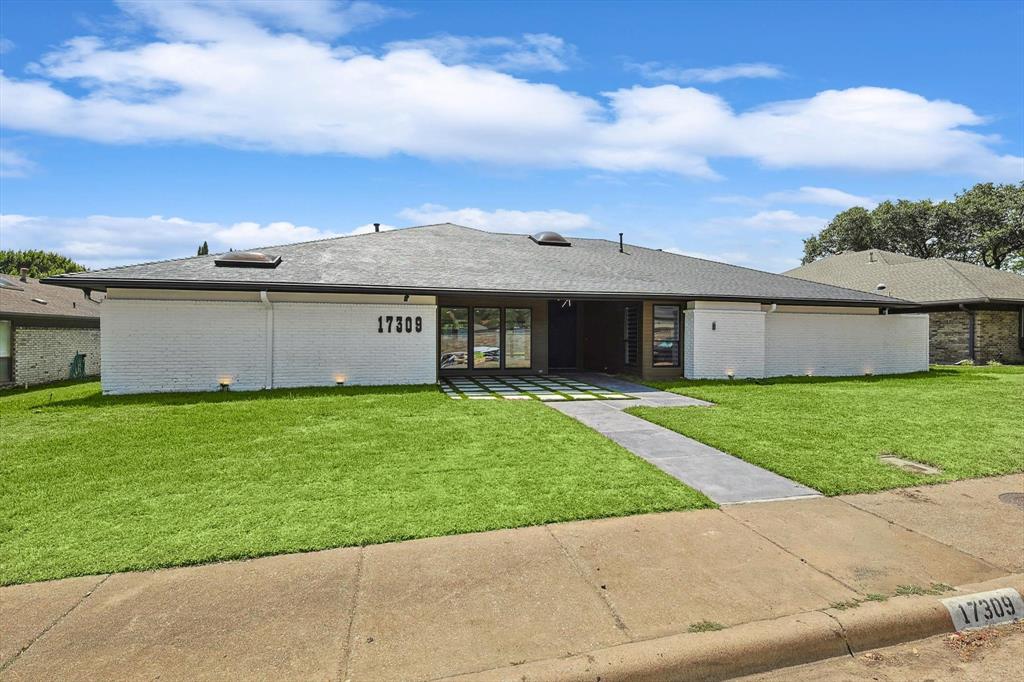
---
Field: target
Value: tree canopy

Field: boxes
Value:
[802,182,1024,272]
[0,250,87,278]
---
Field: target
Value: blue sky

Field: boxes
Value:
[1,0,1022,271]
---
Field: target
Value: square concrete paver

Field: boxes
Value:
[548,510,857,640]
[841,474,1024,573]
[347,525,627,680]
[0,574,106,669]
[3,548,360,681]
[724,498,1006,595]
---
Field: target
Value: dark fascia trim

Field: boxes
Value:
[40,277,915,308]
[0,312,100,328]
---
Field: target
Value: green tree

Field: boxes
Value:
[801,207,878,264]
[802,182,1024,270]
[0,250,87,278]
[197,241,209,256]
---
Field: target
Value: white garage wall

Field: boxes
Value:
[685,308,766,379]
[102,299,269,394]
[272,302,437,387]
[101,297,437,394]
[765,312,929,377]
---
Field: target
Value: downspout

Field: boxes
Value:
[260,290,274,389]
[959,304,975,363]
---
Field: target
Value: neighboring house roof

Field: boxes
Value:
[785,250,1024,305]
[0,274,102,320]
[45,223,906,306]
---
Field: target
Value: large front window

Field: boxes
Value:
[652,305,681,367]
[473,308,501,369]
[439,307,469,369]
[504,308,532,368]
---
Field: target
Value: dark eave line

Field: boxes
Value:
[41,276,916,308]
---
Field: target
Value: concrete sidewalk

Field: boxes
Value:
[2,474,1022,681]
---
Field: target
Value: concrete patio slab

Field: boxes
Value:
[724,497,1006,594]
[548,510,857,640]
[551,400,819,504]
[346,525,627,681]
[841,474,1024,573]
[0,574,106,669]
[3,548,360,681]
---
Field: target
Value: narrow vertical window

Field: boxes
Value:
[652,305,681,367]
[439,307,469,369]
[623,305,639,366]
[473,307,501,369]
[504,308,532,368]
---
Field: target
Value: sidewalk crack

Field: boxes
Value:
[544,525,633,640]
[0,573,111,673]
[338,546,366,682]
[821,609,856,658]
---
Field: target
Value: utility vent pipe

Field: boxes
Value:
[374,223,380,232]
[619,233,624,253]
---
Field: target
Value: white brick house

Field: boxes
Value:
[45,224,928,394]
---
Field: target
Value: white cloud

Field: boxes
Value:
[0,3,1019,180]
[0,148,35,178]
[386,33,574,72]
[0,213,378,268]
[629,61,784,84]
[713,186,878,209]
[398,204,592,233]
[707,210,829,234]
[117,0,397,41]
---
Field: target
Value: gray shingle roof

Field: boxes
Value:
[44,224,905,306]
[785,250,1024,305]
[0,274,102,320]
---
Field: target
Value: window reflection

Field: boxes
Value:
[473,307,501,369]
[652,305,681,367]
[505,308,531,368]
[439,307,469,369]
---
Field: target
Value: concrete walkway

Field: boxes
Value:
[3,475,1020,681]
[552,374,819,504]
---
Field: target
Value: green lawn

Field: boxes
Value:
[0,382,711,585]
[629,365,1023,496]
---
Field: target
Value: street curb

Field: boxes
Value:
[445,574,1024,682]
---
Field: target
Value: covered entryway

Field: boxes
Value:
[548,300,640,374]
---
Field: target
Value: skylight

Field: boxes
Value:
[529,231,571,247]
[213,252,282,268]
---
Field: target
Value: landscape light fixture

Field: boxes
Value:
[334,374,346,386]
[726,369,735,379]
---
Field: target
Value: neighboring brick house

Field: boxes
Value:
[787,250,1024,365]
[0,269,101,386]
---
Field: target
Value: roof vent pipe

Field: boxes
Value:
[619,233,624,253]
[19,267,28,282]
[374,223,380,232]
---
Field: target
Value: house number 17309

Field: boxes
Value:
[378,315,423,334]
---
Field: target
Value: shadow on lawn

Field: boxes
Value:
[36,382,442,409]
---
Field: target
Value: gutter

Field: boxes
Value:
[40,277,916,309]
[259,290,274,389]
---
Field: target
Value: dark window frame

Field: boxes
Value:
[651,304,682,368]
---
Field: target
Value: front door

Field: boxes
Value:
[548,301,577,369]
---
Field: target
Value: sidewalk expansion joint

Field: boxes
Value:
[719,508,864,597]
[338,546,366,682]
[544,525,633,639]
[835,496,1007,574]
[0,573,111,674]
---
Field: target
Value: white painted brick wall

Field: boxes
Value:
[272,303,437,387]
[685,309,766,379]
[765,312,929,377]
[101,299,437,394]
